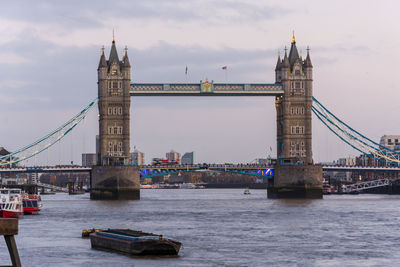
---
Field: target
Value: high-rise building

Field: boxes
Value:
[82,153,97,167]
[166,150,180,163]
[130,149,145,166]
[380,135,400,152]
[181,152,194,165]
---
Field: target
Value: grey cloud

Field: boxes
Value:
[0,35,278,113]
[2,0,287,29]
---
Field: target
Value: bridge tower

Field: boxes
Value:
[90,35,140,200]
[269,34,323,198]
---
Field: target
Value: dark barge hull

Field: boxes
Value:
[90,231,181,256]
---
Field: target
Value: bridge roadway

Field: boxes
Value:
[1,164,400,175]
[0,166,92,174]
[322,165,400,172]
[1,164,400,192]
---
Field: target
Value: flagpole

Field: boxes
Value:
[222,66,228,87]
[185,65,188,85]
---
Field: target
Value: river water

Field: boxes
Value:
[2,189,400,266]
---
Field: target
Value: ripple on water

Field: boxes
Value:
[1,189,400,266]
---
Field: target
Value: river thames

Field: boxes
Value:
[3,189,400,266]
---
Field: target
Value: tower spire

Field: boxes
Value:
[292,30,295,43]
[112,29,115,43]
[305,46,313,68]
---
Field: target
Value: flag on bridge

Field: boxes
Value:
[185,66,188,75]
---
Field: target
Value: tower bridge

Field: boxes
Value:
[90,33,321,200]
[3,34,400,200]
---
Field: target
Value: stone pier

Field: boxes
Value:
[90,166,140,200]
[267,164,323,199]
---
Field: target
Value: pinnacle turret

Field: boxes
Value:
[282,49,290,68]
[275,51,281,71]
[304,47,313,68]
[122,47,130,68]
[98,47,107,69]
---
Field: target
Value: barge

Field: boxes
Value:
[90,229,182,256]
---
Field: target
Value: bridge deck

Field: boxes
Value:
[130,83,283,96]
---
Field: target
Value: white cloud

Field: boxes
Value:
[0,80,28,89]
[0,53,31,64]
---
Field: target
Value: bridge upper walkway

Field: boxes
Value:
[130,83,283,96]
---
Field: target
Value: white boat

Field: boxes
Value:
[180,183,196,189]
[244,188,251,195]
[0,189,24,218]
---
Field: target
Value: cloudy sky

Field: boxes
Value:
[1,0,399,165]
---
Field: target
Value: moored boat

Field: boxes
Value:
[22,196,40,215]
[90,229,182,256]
[0,189,24,218]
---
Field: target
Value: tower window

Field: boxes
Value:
[291,126,305,135]
[295,70,301,76]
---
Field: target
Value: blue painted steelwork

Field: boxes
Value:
[0,98,99,167]
[312,97,400,165]
[139,165,273,179]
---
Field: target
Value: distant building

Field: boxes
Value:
[130,149,145,166]
[1,173,28,185]
[255,158,268,165]
[336,157,356,166]
[0,147,18,167]
[166,150,180,163]
[28,173,39,184]
[82,153,97,167]
[380,135,400,152]
[181,152,194,165]
[0,147,9,157]
[356,154,384,167]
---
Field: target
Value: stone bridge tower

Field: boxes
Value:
[269,34,323,198]
[97,36,131,166]
[90,35,140,200]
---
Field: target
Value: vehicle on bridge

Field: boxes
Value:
[151,158,179,166]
